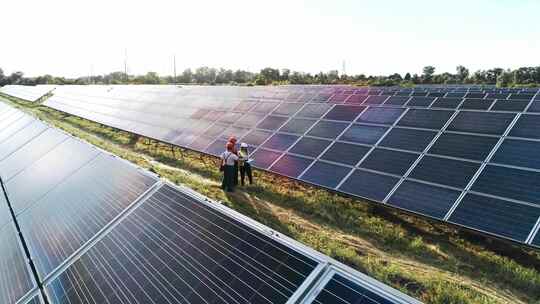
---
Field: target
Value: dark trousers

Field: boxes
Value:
[221,165,235,192]
[233,162,239,186]
[240,163,253,186]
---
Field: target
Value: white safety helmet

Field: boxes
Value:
[240,142,248,148]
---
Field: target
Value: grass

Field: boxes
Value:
[2,94,540,304]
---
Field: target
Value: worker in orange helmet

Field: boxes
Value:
[228,136,239,186]
[220,142,238,192]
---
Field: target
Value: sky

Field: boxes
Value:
[1,0,539,78]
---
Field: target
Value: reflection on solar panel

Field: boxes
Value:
[40,85,540,247]
[46,184,320,303]
[0,102,420,303]
[0,85,56,102]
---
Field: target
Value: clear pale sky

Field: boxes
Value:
[1,0,539,78]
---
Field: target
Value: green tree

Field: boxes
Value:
[496,70,513,87]
[280,69,290,82]
[422,66,436,83]
[179,69,193,83]
[260,68,280,83]
[254,74,267,85]
[404,73,411,82]
[456,65,469,82]
[143,72,161,84]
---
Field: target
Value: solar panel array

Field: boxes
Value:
[0,102,419,304]
[0,85,56,102]
[41,85,540,247]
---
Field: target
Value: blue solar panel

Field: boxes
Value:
[301,161,351,188]
[313,272,398,304]
[290,137,331,158]
[449,194,540,242]
[448,111,515,135]
[356,107,405,125]
[270,154,313,178]
[508,114,540,139]
[359,149,418,176]
[339,170,399,201]
[45,184,321,304]
[6,138,101,214]
[492,139,540,170]
[40,85,540,247]
[472,165,540,205]
[0,223,36,304]
[379,128,436,152]
[18,154,157,277]
[428,133,498,161]
[397,109,453,130]
[410,156,480,189]
[340,125,388,144]
[388,180,460,219]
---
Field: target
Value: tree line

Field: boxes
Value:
[1,65,539,87]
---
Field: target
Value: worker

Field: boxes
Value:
[221,142,238,192]
[228,136,239,186]
[238,142,253,186]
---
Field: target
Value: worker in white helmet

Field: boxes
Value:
[238,143,253,186]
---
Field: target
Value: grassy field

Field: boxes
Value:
[2,94,540,304]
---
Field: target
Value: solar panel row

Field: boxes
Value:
[0,102,420,304]
[39,85,540,248]
[0,85,56,102]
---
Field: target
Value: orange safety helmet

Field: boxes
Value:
[228,136,237,144]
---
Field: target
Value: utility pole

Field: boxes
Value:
[89,64,94,85]
[124,48,128,83]
[173,55,177,85]
[342,60,346,76]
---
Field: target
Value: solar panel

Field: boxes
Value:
[388,180,461,219]
[428,132,498,161]
[448,111,515,135]
[0,128,68,181]
[471,165,540,205]
[0,223,37,304]
[18,153,158,277]
[0,85,56,102]
[492,138,540,170]
[6,138,101,214]
[305,268,420,304]
[301,161,351,189]
[448,193,540,242]
[379,128,436,152]
[41,85,540,247]
[44,184,323,304]
[23,294,43,304]
[270,154,314,178]
[0,103,417,304]
[0,190,11,231]
[0,121,49,162]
